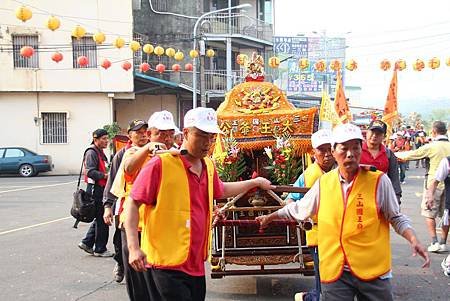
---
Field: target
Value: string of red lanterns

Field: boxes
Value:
[13,6,450,74]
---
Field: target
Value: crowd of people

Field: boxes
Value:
[78,111,450,301]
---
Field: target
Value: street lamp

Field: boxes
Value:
[192,3,252,109]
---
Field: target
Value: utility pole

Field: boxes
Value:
[226,0,233,91]
[191,4,252,109]
[199,39,207,107]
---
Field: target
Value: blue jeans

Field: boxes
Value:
[399,162,407,182]
[81,184,109,253]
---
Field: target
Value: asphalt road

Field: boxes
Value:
[0,168,449,300]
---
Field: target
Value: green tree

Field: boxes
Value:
[103,122,121,153]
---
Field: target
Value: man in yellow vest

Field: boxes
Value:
[103,119,149,283]
[257,123,430,301]
[124,107,274,301]
[285,129,335,300]
[110,111,177,301]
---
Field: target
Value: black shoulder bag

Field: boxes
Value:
[70,148,97,228]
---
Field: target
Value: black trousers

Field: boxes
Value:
[121,229,150,301]
[81,185,109,253]
[143,268,206,301]
[112,217,123,267]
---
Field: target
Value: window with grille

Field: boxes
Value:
[72,37,97,68]
[12,35,39,68]
[41,112,68,144]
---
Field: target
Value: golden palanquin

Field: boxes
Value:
[217,81,318,155]
[211,81,319,278]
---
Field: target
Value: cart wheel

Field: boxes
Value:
[219,258,226,271]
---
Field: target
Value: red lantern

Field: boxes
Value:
[20,46,34,58]
[184,63,193,71]
[101,59,111,69]
[156,63,166,73]
[140,62,150,72]
[329,59,341,71]
[380,59,391,71]
[122,61,132,71]
[314,60,326,72]
[77,56,89,67]
[171,64,181,72]
[51,52,63,63]
[413,59,425,71]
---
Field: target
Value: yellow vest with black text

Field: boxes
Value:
[303,162,324,247]
[141,153,215,267]
[318,169,391,282]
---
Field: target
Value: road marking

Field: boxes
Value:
[0,180,76,194]
[0,216,72,236]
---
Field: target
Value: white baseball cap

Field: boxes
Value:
[311,129,332,149]
[184,107,221,134]
[332,123,364,145]
[148,110,177,130]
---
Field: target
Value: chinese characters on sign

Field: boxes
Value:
[219,113,314,139]
[274,36,346,95]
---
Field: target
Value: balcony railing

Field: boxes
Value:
[204,69,244,92]
[202,13,273,42]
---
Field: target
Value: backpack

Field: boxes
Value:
[70,148,97,228]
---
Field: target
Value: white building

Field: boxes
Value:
[0,0,135,174]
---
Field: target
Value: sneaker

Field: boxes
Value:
[93,250,115,257]
[294,292,306,301]
[440,244,447,252]
[78,242,94,255]
[441,256,450,277]
[113,263,124,283]
[428,242,441,252]
[401,181,406,185]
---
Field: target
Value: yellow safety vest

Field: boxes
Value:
[303,162,324,247]
[318,169,391,282]
[141,153,215,267]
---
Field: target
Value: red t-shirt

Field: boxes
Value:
[360,142,389,173]
[130,155,224,276]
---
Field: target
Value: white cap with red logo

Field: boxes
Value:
[311,129,332,149]
[148,110,177,130]
[332,123,364,145]
[184,107,222,134]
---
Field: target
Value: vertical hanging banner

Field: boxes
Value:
[334,70,352,123]
[319,90,340,128]
[382,70,398,137]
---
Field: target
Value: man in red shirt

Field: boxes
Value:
[124,107,273,301]
[360,120,402,204]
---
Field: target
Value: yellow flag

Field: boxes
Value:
[334,70,352,123]
[319,90,340,128]
[212,133,227,163]
[381,70,398,138]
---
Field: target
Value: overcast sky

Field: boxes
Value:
[274,0,450,113]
